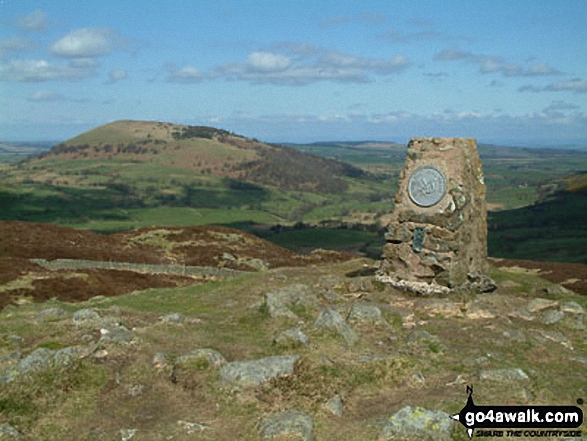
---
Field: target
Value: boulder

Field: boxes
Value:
[314,308,358,345]
[258,410,313,441]
[176,348,226,369]
[219,355,299,387]
[274,327,309,348]
[378,406,454,441]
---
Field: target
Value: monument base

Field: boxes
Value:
[378,137,496,296]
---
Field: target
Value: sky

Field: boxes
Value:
[1,0,586,146]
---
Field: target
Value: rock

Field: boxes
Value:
[99,325,133,345]
[465,301,497,319]
[348,303,389,326]
[478,368,529,383]
[177,420,209,434]
[561,301,585,315]
[406,330,436,343]
[536,330,573,349]
[527,298,558,313]
[219,355,299,387]
[507,308,535,321]
[314,308,358,345]
[274,327,309,348]
[502,329,527,342]
[177,348,227,369]
[264,285,313,319]
[152,352,169,371]
[160,313,185,324]
[541,309,564,325]
[120,428,137,441]
[0,423,20,439]
[53,346,88,367]
[420,299,463,318]
[240,257,270,271]
[15,347,54,375]
[325,395,343,417]
[258,410,313,441]
[73,308,101,324]
[36,307,68,322]
[378,406,454,441]
[0,351,22,368]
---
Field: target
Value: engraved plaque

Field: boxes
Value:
[407,166,446,207]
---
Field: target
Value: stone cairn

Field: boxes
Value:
[377,137,495,295]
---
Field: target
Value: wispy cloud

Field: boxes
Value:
[166,65,205,83]
[50,28,128,59]
[0,58,97,82]
[105,69,128,84]
[211,44,409,85]
[15,9,47,32]
[519,78,587,94]
[319,13,387,28]
[27,90,63,102]
[434,47,562,77]
[0,38,36,58]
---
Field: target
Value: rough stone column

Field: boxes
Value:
[377,137,494,295]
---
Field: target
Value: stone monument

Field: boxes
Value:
[377,137,495,295]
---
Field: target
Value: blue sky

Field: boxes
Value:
[1,0,586,145]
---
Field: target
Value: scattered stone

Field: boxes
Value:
[0,351,22,368]
[73,308,101,324]
[99,325,133,345]
[536,330,573,349]
[120,428,137,441]
[314,308,358,345]
[378,406,454,441]
[420,299,463,318]
[406,330,436,343]
[152,352,169,371]
[465,301,497,319]
[177,420,209,434]
[325,395,343,417]
[561,301,585,315]
[412,371,426,384]
[219,355,299,387]
[53,346,90,367]
[541,309,564,325]
[7,335,23,346]
[0,423,20,439]
[527,298,558,314]
[160,313,185,324]
[348,303,389,326]
[274,327,309,348]
[240,257,270,271]
[507,309,535,321]
[221,252,236,261]
[571,356,587,365]
[502,329,527,343]
[93,349,108,360]
[258,410,314,441]
[36,307,68,322]
[14,347,54,375]
[318,290,339,302]
[347,277,373,293]
[446,374,466,386]
[478,368,529,383]
[176,349,227,369]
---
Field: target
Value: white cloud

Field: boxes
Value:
[212,44,409,85]
[50,28,124,58]
[434,47,561,77]
[27,90,63,102]
[106,69,128,84]
[0,58,96,82]
[15,10,47,32]
[167,65,204,83]
[319,13,387,28]
[247,52,291,72]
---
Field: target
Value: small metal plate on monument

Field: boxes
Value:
[407,166,446,207]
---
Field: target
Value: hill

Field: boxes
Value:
[0,121,390,231]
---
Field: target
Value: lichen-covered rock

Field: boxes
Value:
[314,308,358,345]
[541,309,564,325]
[527,298,559,313]
[478,368,529,383]
[99,325,133,345]
[73,308,101,324]
[176,348,226,369]
[152,352,169,371]
[160,313,185,324]
[0,423,20,439]
[274,327,309,348]
[36,307,68,322]
[258,410,313,441]
[348,303,389,326]
[378,406,454,441]
[219,355,299,387]
[325,395,343,417]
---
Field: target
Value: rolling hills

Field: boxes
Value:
[0,120,391,230]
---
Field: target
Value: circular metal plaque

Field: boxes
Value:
[407,166,446,207]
